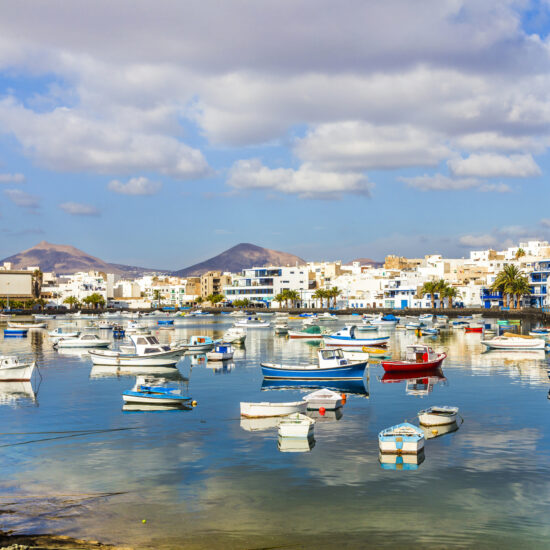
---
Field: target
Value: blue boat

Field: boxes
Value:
[379,422,425,454]
[158,319,174,326]
[122,376,192,406]
[3,328,28,337]
[261,348,367,380]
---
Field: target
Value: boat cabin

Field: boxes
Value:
[130,334,171,354]
[317,348,350,367]
[404,345,437,363]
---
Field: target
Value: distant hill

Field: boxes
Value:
[1,241,165,276]
[174,243,306,276]
[348,257,383,267]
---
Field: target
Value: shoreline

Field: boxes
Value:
[0,531,132,549]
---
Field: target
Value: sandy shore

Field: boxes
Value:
[0,531,133,550]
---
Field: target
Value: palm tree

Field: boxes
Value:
[63,296,79,310]
[491,264,523,309]
[273,293,285,309]
[286,290,300,308]
[441,286,460,308]
[312,289,325,309]
[515,248,526,261]
[419,281,439,309]
[510,276,531,309]
[153,289,162,306]
[210,294,224,306]
[328,287,341,308]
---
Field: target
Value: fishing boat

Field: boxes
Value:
[48,327,80,340]
[419,314,433,322]
[378,422,425,454]
[481,333,546,350]
[206,344,234,361]
[0,356,36,381]
[278,413,315,438]
[303,389,343,410]
[421,327,439,335]
[8,321,46,329]
[222,327,247,344]
[529,328,550,337]
[382,344,446,373]
[261,348,367,380]
[274,323,289,335]
[288,325,327,339]
[418,405,459,426]
[370,314,399,327]
[122,376,192,406]
[183,335,219,352]
[240,400,307,418]
[234,316,270,328]
[54,333,111,349]
[465,324,483,333]
[323,325,389,347]
[405,321,423,330]
[89,334,185,366]
[356,322,379,332]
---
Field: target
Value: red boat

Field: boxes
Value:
[381,344,446,373]
[465,326,483,333]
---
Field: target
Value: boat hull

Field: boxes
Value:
[481,339,545,350]
[206,352,234,361]
[0,362,35,381]
[323,336,389,347]
[381,353,446,373]
[89,351,181,366]
[278,422,314,439]
[122,392,189,405]
[261,361,367,380]
[288,332,323,339]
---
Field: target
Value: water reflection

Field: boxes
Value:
[380,368,447,397]
[0,381,37,407]
[261,378,369,397]
[278,435,315,453]
[379,449,425,470]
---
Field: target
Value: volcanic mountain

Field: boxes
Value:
[349,257,383,267]
[174,243,306,276]
[1,241,163,276]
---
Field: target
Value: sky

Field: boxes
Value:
[1,0,550,270]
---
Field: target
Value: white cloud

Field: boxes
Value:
[59,201,100,216]
[477,183,512,193]
[540,219,550,228]
[108,176,162,196]
[4,188,40,209]
[295,122,450,171]
[227,159,373,199]
[459,234,498,248]
[0,172,24,183]
[0,98,210,180]
[453,132,542,154]
[448,153,541,178]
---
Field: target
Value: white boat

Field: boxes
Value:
[357,321,379,332]
[234,316,270,328]
[278,412,315,438]
[182,335,219,352]
[206,344,235,361]
[97,320,113,329]
[0,356,36,381]
[54,333,111,349]
[323,325,389,347]
[481,333,546,350]
[303,389,343,410]
[274,323,289,335]
[278,436,315,453]
[421,422,459,440]
[8,321,46,329]
[418,405,459,426]
[379,422,425,454]
[341,349,371,361]
[317,312,337,321]
[370,315,399,326]
[240,400,307,418]
[89,334,185,366]
[33,314,54,320]
[48,327,80,340]
[222,327,247,344]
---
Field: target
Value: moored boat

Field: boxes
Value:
[122,376,192,406]
[418,405,459,426]
[8,321,46,329]
[303,388,343,410]
[288,325,326,339]
[234,316,270,328]
[4,328,28,337]
[183,335,219,352]
[0,356,36,381]
[278,413,315,438]
[379,422,425,454]
[381,344,446,372]
[222,327,247,344]
[481,333,545,350]
[54,333,111,349]
[261,348,367,380]
[206,344,234,361]
[323,325,389,347]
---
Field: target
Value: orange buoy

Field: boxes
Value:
[319,407,326,416]
[341,393,347,405]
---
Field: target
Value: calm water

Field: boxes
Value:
[1,316,550,549]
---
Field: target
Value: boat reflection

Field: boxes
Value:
[55,348,93,359]
[306,407,343,422]
[206,361,235,374]
[90,365,185,380]
[189,354,207,366]
[240,416,281,432]
[261,378,369,397]
[380,368,447,397]
[379,449,425,470]
[0,381,37,407]
[420,421,460,440]
[278,435,316,453]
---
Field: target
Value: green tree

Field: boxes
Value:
[32,269,43,299]
[153,289,162,306]
[286,290,300,308]
[63,296,80,310]
[312,289,325,308]
[515,248,526,260]
[491,264,524,309]
[441,286,460,308]
[328,287,342,308]
[510,275,531,309]
[419,281,440,309]
[273,293,285,309]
